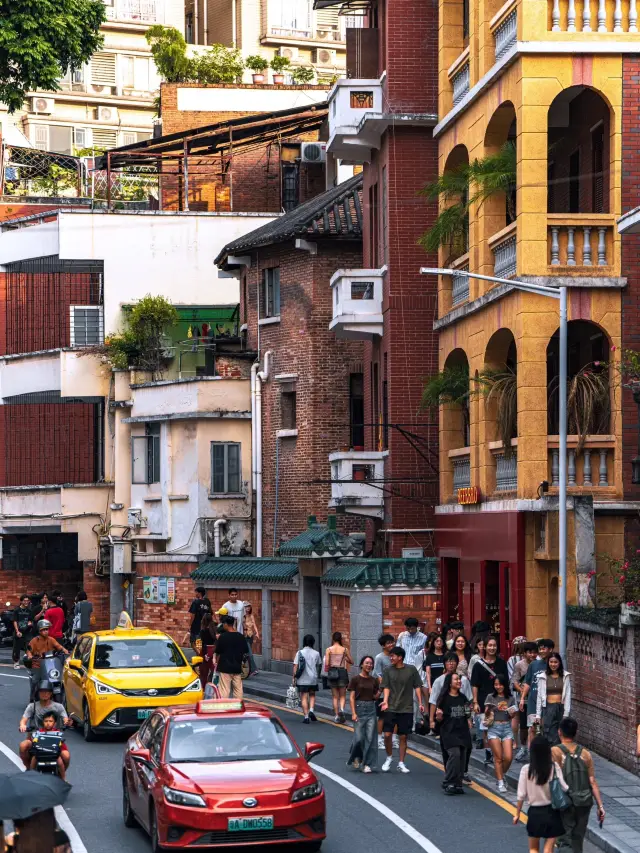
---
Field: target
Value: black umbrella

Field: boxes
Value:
[0,772,71,819]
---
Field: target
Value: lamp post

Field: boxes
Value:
[420,267,568,659]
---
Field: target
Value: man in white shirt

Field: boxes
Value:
[218,588,246,630]
[397,618,427,666]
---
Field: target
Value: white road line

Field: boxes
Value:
[0,672,29,679]
[0,740,88,853]
[310,763,444,853]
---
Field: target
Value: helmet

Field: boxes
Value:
[217,607,228,616]
[37,680,53,696]
[37,619,52,631]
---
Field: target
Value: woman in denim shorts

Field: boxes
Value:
[484,674,518,793]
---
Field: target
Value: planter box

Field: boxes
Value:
[620,603,640,625]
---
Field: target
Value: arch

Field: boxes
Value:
[483,329,517,447]
[484,328,517,370]
[484,101,517,151]
[444,143,469,174]
[442,348,471,447]
[482,101,517,231]
[547,86,612,214]
[546,320,611,436]
[440,145,470,264]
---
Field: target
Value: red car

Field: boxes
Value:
[122,699,326,851]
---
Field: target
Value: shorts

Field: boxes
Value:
[327,667,349,689]
[382,711,413,736]
[519,709,529,731]
[487,721,515,742]
[375,697,384,718]
[297,684,317,694]
[527,713,538,728]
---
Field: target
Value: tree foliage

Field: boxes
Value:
[478,367,518,455]
[0,0,105,112]
[145,26,244,84]
[98,295,179,372]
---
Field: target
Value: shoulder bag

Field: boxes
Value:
[294,652,306,682]
[550,764,571,811]
[328,651,346,681]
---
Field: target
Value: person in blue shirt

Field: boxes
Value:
[519,638,555,749]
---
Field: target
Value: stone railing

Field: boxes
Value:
[451,451,471,492]
[548,215,615,267]
[490,222,517,278]
[493,7,518,60]
[491,443,518,491]
[548,436,614,489]
[452,62,470,106]
[550,0,638,32]
[451,263,470,306]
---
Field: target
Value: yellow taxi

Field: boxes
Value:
[63,612,203,741]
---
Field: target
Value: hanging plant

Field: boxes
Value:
[548,364,610,451]
[478,367,518,455]
[421,365,471,445]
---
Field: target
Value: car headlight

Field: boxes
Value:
[181,677,202,693]
[90,677,120,695]
[291,780,323,803]
[163,786,206,808]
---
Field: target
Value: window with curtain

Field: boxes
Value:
[270,0,312,34]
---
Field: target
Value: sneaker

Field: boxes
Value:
[453,786,465,795]
[308,711,317,722]
[397,762,410,774]
[392,734,400,748]
[378,734,385,749]
[13,663,20,670]
[381,756,393,773]
[334,715,341,723]
[462,774,472,785]
[485,750,494,764]
[303,717,310,724]
[444,784,457,795]
[338,712,346,724]
[362,765,372,774]
[497,780,507,793]
[515,746,526,762]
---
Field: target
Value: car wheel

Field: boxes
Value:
[301,843,323,852]
[149,804,165,853]
[122,775,137,828]
[83,703,96,742]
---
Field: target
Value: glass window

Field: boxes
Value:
[150,721,166,763]
[262,268,281,318]
[165,716,298,763]
[211,443,241,494]
[93,639,186,670]
[132,424,161,484]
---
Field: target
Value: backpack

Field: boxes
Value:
[294,651,306,681]
[559,745,594,808]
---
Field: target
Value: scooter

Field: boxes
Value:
[0,605,14,647]
[23,652,66,705]
[27,725,67,776]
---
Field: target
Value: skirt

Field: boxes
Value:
[328,667,349,688]
[526,805,565,839]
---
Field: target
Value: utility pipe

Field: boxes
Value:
[204,0,208,44]
[255,350,272,558]
[194,0,199,44]
[232,0,237,47]
[213,518,227,558]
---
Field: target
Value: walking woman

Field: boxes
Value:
[198,613,217,687]
[453,634,472,678]
[514,735,568,853]
[484,674,518,792]
[536,652,571,745]
[243,604,260,676]
[468,635,487,677]
[324,632,353,723]
[435,672,473,795]
[293,635,321,724]
[347,655,379,773]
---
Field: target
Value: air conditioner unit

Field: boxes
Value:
[301,142,327,164]
[312,48,337,67]
[32,97,55,115]
[91,85,113,95]
[96,105,118,123]
[277,46,299,61]
[315,28,339,41]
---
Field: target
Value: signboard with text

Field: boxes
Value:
[457,486,482,505]
[143,577,177,604]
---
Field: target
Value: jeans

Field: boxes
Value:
[557,805,592,852]
[348,701,378,770]
[443,745,466,787]
[245,635,257,674]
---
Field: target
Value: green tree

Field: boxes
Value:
[0,0,105,112]
[145,25,192,82]
[192,44,244,84]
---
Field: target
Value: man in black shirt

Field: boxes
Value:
[214,616,247,699]
[470,635,508,763]
[188,587,212,648]
[12,595,34,669]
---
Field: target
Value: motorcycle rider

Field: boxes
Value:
[25,620,68,699]
[12,595,33,670]
[30,710,68,780]
[19,680,71,776]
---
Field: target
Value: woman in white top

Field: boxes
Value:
[514,735,568,852]
[293,635,321,724]
[535,652,571,745]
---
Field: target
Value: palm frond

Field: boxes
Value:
[418,203,468,254]
[419,165,470,203]
[548,364,610,451]
[478,367,518,454]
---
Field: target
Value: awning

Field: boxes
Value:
[321,558,439,589]
[192,558,298,584]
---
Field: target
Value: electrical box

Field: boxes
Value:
[112,541,133,574]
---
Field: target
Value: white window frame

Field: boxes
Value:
[69,305,104,347]
[74,127,91,149]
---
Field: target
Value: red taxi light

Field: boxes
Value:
[196,699,245,714]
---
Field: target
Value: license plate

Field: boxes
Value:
[137,709,153,720]
[228,816,274,832]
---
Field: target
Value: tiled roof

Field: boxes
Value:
[215,173,363,265]
[321,558,439,589]
[192,558,298,584]
[279,523,363,558]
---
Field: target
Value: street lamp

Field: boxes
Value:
[420,267,568,659]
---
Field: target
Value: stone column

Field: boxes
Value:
[261,587,272,671]
[574,495,596,607]
[349,590,383,675]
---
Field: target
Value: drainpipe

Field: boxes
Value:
[250,362,259,532]
[213,518,227,558]
[232,0,237,47]
[204,0,209,44]
[255,350,272,558]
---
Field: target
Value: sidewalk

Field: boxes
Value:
[243,670,640,853]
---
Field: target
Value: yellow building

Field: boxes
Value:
[433,0,637,641]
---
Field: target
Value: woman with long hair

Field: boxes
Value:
[453,634,472,678]
[243,604,259,676]
[198,613,217,686]
[514,735,568,852]
[484,674,517,792]
[293,634,321,724]
[347,655,379,773]
[414,634,446,720]
[435,672,473,795]
[324,631,353,723]
[536,652,571,745]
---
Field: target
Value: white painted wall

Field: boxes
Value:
[130,378,250,419]
[176,86,327,112]
[0,489,62,530]
[60,351,111,398]
[0,354,61,401]
[0,219,59,266]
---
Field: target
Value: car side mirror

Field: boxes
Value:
[191,656,203,667]
[130,748,151,765]
[68,658,82,671]
[304,742,324,761]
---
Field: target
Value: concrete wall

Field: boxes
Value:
[176,86,327,112]
[0,354,61,400]
[60,351,111,398]
[130,377,250,419]
[60,485,112,561]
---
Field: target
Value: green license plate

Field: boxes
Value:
[137,709,153,720]
[228,816,274,832]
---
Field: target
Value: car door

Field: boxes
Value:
[128,715,155,819]
[65,637,91,718]
[132,713,164,827]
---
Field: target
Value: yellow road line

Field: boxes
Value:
[255,697,526,824]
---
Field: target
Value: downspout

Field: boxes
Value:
[232,0,237,48]
[213,518,227,558]
[250,362,259,552]
[204,0,209,44]
[255,350,272,558]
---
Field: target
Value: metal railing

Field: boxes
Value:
[495,451,518,491]
[452,455,471,491]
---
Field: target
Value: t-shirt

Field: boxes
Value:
[189,598,212,635]
[524,657,548,715]
[23,701,68,728]
[348,674,378,702]
[551,743,595,778]
[28,636,64,668]
[511,657,530,691]
[425,652,446,683]
[429,673,473,705]
[13,606,33,633]
[45,606,65,639]
[484,692,518,723]
[214,630,247,674]
[439,692,472,749]
[373,651,392,681]
[295,647,321,686]
[74,600,94,634]
[221,599,246,630]
[381,664,422,714]
[470,655,509,707]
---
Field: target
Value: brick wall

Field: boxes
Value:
[382,592,441,639]
[0,568,82,613]
[330,593,351,652]
[271,589,298,662]
[567,621,640,773]
[384,0,438,114]
[133,561,197,638]
[83,562,110,631]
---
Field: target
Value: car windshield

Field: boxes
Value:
[93,639,186,670]
[165,717,298,763]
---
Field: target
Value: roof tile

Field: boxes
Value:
[192,558,298,584]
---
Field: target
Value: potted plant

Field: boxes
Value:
[270,54,291,84]
[246,55,269,84]
[292,65,315,86]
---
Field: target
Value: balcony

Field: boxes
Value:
[548,436,616,492]
[451,259,470,306]
[128,377,250,422]
[549,0,637,32]
[105,0,163,24]
[452,62,470,106]
[492,5,518,61]
[490,222,517,278]
[329,267,384,340]
[548,215,615,268]
[328,450,388,519]
[451,449,471,495]
[327,78,384,163]
[490,442,518,492]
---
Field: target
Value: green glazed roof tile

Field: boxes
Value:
[321,558,439,589]
[279,524,363,558]
[192,558,298,584]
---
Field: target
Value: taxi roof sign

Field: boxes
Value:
[197,699,244,714]
[116,611,134,630]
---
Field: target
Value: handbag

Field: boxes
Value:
[550,764,571,811]
[294,652,306,682]
[286,684,300,709]
[328,651,346,681]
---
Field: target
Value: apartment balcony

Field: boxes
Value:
[328,450,388,519]
[549,0,637,32]
[490,442,518,492]
[492,4,518,62]
[329,267,384,340]
[451,257,470,306]
[490,222,517,279]
[548,214,616,269]
[451,448,471,494]
[327,78,384,163]
[548,436,616,493]
[105,0,163,25]
[128,376,250,422]
[451,61,470,106]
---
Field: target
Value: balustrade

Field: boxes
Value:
[495,452,518,491]
[550,0,637,31]
[549,441,613,488]
[494,10,518,59]
[452,266,470,306]
[548,220,613,267]
[452,455,471,491]
[452,63,470,106]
